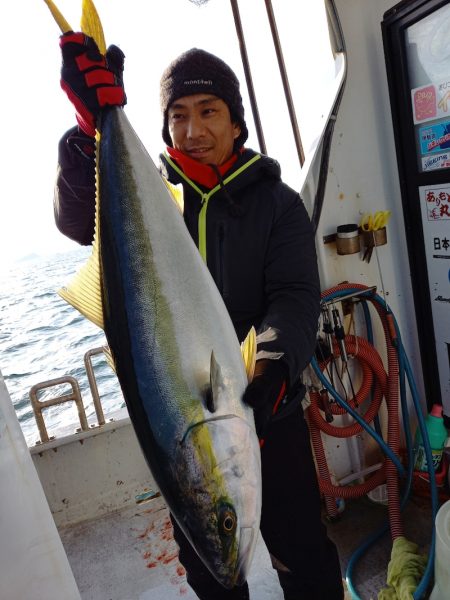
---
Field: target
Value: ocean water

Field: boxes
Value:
[0,247,124,446]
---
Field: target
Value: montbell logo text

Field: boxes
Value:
[183,79,213,86]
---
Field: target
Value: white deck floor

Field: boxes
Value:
[60,494,283,600]
[60,489,434,599]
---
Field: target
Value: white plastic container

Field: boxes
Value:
[430,500,450,600]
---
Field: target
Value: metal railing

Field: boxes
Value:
[84,347,107,426]
[30,346,111,444]
[30,376,89,444]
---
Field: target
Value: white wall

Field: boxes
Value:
[302,0,427,478]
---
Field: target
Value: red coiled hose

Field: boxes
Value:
[309,336,386,437]
[309,283,403,539]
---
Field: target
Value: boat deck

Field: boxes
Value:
[327,493,434,600]
[59,494,281,600]
[59,489,435,599]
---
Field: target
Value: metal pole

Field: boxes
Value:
[263,0,305,167]
[230,0,267,154]
[84,347,107,426]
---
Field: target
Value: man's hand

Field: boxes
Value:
[60,33,126,137]
[243,359,287,439]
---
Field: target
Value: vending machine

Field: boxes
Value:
[382,0,450,421]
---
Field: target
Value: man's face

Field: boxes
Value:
[167,94,241,166]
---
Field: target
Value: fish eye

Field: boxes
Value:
[223,515,235,531]
[218,505,237,536]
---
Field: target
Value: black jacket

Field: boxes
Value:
[54,128,320,388]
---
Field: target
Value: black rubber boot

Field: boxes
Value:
[260,407,344,600]
[277,566,344,600]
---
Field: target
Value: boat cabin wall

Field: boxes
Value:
[298,0,427,477]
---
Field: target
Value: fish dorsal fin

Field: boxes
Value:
[209,351,225,413]
[80,0,106,54]
[58,129,104,329]
[163,178,184,214]
[240,326,256,382]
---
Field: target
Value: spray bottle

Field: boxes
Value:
[414,404,448,473]
[414,404,448,472]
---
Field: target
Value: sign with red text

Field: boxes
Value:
[419,184,450,406]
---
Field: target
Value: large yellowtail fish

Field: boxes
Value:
[44,0,261,588]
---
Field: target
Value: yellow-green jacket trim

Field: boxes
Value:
[163,153,261,262]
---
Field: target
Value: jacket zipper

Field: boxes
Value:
[163,153,262,263]
[217,222,225,295]
[198,189,219,262]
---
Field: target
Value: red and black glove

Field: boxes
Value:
[60,32,126,137]
[243,359,288,441]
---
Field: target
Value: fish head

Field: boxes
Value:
[174,414,261,589]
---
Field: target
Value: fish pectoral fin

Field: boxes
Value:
[240,326,257,383]
[209,351,225,413]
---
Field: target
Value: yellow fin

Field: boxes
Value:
[240,326,257,382]
[163,178,184,214]
[80,0,107,55]
[58,131,104,329]
[58,235,104,329]
[42,0,72,33]
[102,345,116,373]
[44,1,105,328]
[42,0,106,54]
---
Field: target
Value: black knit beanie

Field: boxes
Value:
[160,48,248,150]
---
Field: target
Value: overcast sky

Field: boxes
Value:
[2,0,333,266]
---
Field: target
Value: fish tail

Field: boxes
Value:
[42,0,107,55]
[80,0,106,54]
[42,0,72,33]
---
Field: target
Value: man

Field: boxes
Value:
[55,34,343,600]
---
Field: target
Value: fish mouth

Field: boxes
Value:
[179,415,260,587]
[233,526,256,587]
[192,524,257,589]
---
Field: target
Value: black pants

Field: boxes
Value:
[171,406,344,599]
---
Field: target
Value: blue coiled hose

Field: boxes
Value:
[315,286,438,599]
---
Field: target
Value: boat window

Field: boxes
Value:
[405,4,450,173]
[406,5,450,89]
[235,1,344,187]
[102,1,343,189]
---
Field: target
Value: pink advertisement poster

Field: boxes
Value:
[411,80,450,124]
